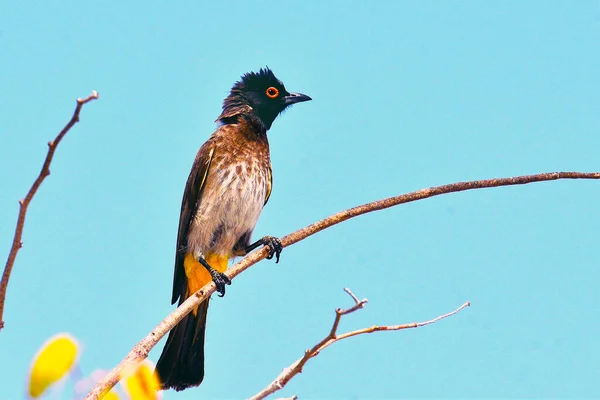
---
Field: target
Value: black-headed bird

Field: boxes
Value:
[155,68,311,391]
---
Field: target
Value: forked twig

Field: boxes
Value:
[249,289,470,400]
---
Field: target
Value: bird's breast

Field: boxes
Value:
[187,147,270,256]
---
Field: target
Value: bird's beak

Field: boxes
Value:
[285,92,312,106]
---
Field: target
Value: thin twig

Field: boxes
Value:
[250,290,470,400]
[343,287,362,305]
[0,91,99,330]
[84,171,599,399]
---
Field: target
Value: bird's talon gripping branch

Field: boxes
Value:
[244,235,283,263]
[199,258,231,297]
[262,236,283,263]
[212,270,231,297]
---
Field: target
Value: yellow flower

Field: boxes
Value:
[28,333,79,398]
[123,360,161,400]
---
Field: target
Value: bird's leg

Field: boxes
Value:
[245,235,283,263]
[198,257,231,297]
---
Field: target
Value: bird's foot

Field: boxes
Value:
[244,235,283,263]
[260,235,283,263]
[210,269,232,297]
[199,258,231,297]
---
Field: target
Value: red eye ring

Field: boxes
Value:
[266,87,279,98]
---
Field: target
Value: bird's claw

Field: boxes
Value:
[211,270,231,297]
[201,260,231,297]
[262,236,283,263]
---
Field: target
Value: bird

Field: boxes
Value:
[155,67,311,391]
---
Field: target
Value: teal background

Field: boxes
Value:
[1,1,599,399]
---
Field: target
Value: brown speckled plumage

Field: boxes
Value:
[185,119,272,259]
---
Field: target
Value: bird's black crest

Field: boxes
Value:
[234,67,285,93]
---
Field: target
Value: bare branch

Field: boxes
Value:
[250,290,470,400]
[85,171,598,399]
[0,91,99,331]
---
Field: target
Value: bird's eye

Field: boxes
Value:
[266,87,279,98]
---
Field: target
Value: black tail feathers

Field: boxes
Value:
[155,300,209,391]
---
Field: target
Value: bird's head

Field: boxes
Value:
[218,67,311,130]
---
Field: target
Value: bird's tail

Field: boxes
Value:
[155,299,209,391]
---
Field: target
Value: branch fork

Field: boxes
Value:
[249,289,469,400]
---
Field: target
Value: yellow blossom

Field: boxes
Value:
[28,333,79,398]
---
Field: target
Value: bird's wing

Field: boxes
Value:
[171,139,215,304]
[264,163,273,206]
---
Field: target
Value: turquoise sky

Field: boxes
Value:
[1,1,599,399]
